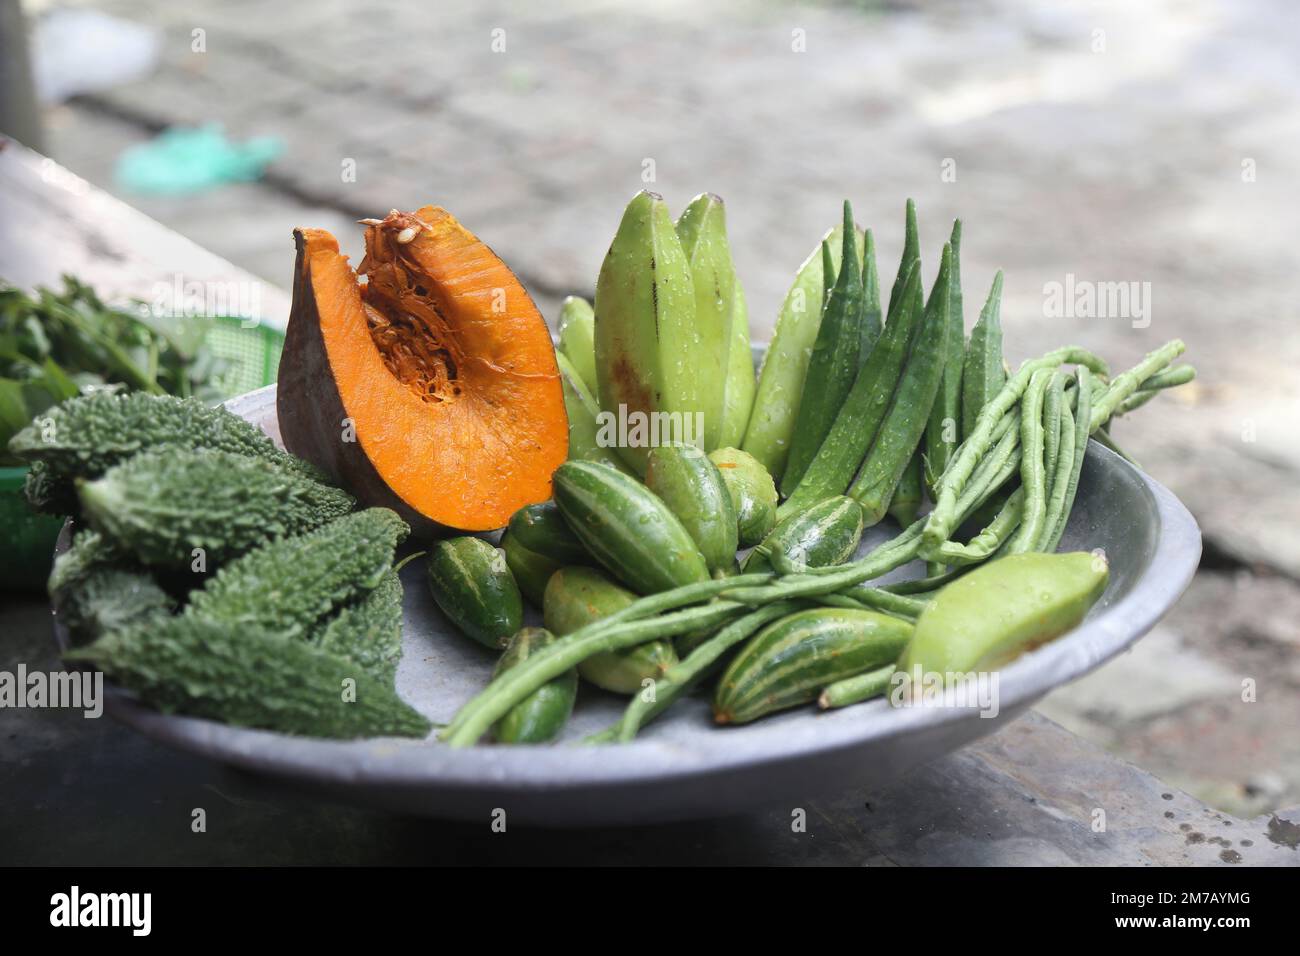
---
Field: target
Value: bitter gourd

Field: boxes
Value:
[8,390,324,482]
[59,567,174,646]
[68,616,431,739]
[23,459,77,515]
[79,449,355,569]
[315,570,404,686]
[187,508,407,639]
[48,527,123,601]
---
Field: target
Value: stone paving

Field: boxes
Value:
[22,0,1300,815]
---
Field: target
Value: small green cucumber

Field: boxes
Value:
[555,351,631,473]
[896,551,1109,684]
[426,537,522,649]
[751,495,864,575]
[491,627,578,744]
[507,501,589,565]
[501,530,561,608]
[713,608,913,724]
[542,566,677,694]
[557,295,599,397]
[781,202,866,495]
[551,460,709,594]
[644,444,738,575]
[708,446,778,547]
[740,222,861,481]
[960,271,1005,443]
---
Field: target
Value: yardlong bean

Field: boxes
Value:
[1090,341,1185,430]
[1043,372,1066,489]
[444,342,1191,744]
[924,346,1108,549]
[1116,364,1196,416]
[815,585,929,618]
[442,600,748,746]
[928,486,1024,566]
[1006,368,1054,553]
[1043,368,1095,551]
[1038,400,1077,551]
[609,602,803,742]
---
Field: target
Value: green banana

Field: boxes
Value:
[594,190,700,474]
[675,193,737,451]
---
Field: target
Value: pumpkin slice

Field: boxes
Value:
[277,207,567,535]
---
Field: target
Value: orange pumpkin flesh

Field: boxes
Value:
[277,207,568,534]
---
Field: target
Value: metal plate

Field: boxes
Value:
[54,383,1201,826]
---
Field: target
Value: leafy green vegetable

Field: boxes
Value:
[0,276,236,464]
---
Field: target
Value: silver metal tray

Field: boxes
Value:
[53,383,1201,826]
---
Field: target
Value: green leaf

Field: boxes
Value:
[0,377,31,453]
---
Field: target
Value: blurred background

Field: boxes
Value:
[2,0,1298,816]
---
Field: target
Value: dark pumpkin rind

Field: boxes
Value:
[278,229,449,539]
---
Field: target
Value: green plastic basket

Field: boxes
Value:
[1,316,285,591]
[200,316,285,398]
